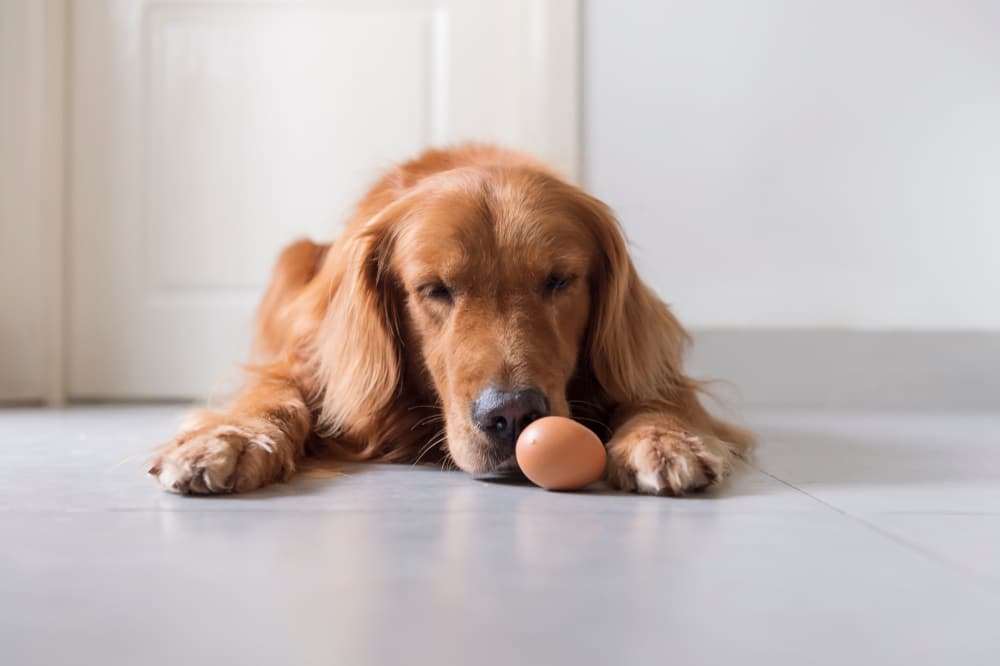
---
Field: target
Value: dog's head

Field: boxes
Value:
[315,165,688,473]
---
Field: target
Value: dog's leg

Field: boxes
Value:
[605,407,749,496]
[148,370,312,495]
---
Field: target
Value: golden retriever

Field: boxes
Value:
[148,144,753,495]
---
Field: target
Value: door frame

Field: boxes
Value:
[0,0,67,405]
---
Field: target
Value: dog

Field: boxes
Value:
[147,144,753,495]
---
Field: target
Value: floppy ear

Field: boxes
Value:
[312,209,403,437]
[577,194,695,406]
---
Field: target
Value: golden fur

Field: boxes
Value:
[148,144,753,495]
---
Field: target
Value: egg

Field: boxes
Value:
[515,416,607,491]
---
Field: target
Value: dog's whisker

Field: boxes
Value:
[570,414,613,437]
[412,439,438,465]
[412,429,448,467]
[411,448,435,467]
[434,445,455,471]
[410,418,444,432]
[413,414,445,427]
[408,405,445,432]
[440,451,458,472]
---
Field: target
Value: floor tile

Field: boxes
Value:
[1,405,999,665]
[751,410,1000,514]
[861,513,1000,583]
[2,509,996,666]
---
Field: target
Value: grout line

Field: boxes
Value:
[749,461,999,591]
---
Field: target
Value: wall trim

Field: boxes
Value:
[688,330,1000,410]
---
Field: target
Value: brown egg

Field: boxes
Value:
[515,416,607,491]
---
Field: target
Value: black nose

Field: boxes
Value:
[471,387,549,455]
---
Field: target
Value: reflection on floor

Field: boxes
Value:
[1,406,998,665]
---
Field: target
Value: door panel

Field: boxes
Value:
[69,0,579,398]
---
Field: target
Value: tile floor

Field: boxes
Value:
[1,406,998,665]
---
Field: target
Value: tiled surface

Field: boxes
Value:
[1,406,998,665]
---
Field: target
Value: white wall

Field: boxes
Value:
[585,0,1000,331]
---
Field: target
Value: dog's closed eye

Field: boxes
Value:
[542,273,576,297]
[419,281,454,304]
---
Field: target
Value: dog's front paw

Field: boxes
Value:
[606,424,733,496]
[148,418,292,495]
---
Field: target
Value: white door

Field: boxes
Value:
[68,0,579,399]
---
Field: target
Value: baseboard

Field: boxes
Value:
[687,330,1000,410]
